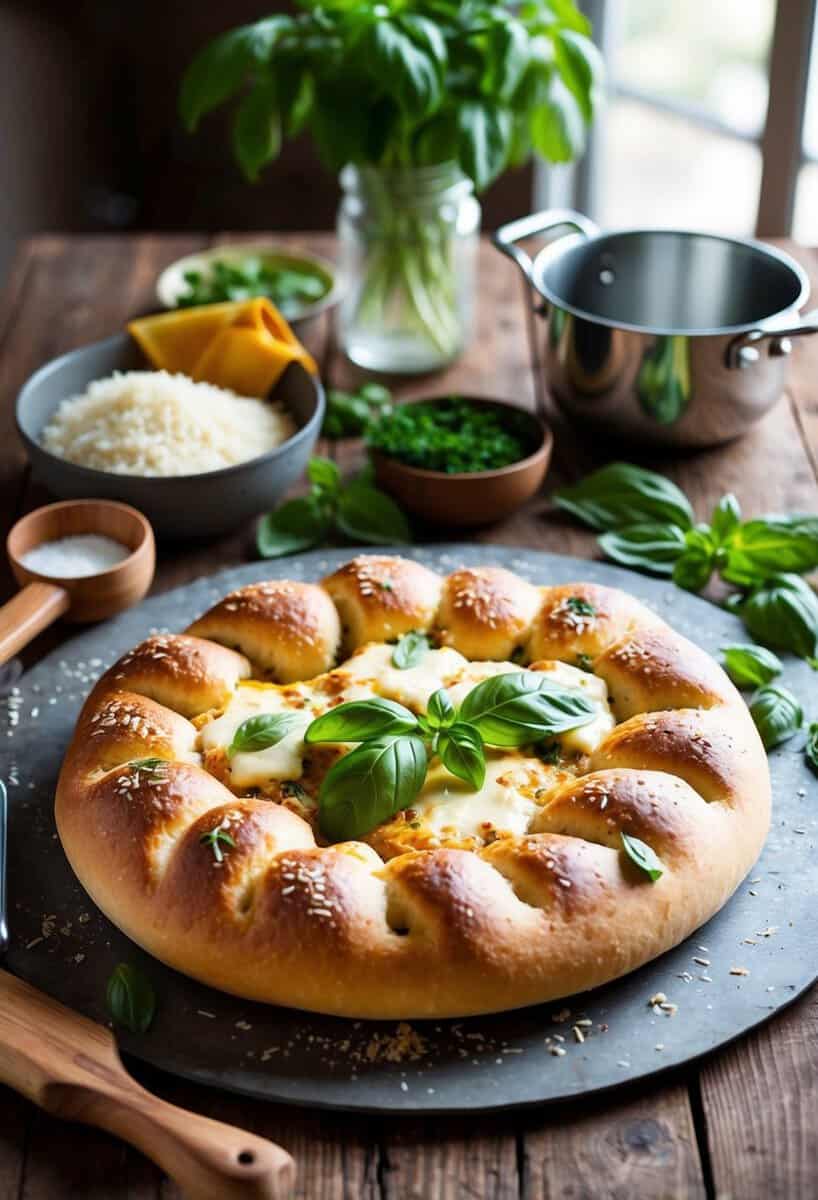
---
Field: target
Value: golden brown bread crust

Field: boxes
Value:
[435,566,541,660]
[55,556,771,1018]
[321,554,443,651]
[187,581,341,682]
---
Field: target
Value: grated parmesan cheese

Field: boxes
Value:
[41,370,296,476]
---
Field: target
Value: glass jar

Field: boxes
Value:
[336,163,481,374]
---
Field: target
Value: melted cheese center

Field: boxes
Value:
[196,646,615,846]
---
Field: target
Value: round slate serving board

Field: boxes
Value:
[1,545,816,1114]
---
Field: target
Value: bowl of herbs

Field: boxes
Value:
[367,395,552,526]
[156,243,343,335]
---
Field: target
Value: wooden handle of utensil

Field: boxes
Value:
[0,970,295,1199]
[0,582,70,664]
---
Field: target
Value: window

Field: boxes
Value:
[541,0,817,239]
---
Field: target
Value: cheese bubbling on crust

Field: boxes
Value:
[194,646,615,858]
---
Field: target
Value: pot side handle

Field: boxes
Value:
[492,209,599,289]
[726,307,818,368]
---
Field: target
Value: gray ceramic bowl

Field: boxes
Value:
[16,333,324,539]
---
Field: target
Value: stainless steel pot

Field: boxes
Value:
[493,209,818,447]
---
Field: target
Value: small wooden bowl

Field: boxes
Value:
[372,397,553,526]
[7,499,155,623]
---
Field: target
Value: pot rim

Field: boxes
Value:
[531,228,810,338]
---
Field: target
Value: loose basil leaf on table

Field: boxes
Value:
[257,495,331,559]
[459,671,596,746]
[426,686,456,730]
[306,698,419,744]
[720,644,783,689]
[671,527,716,593]
[319,735,428,842]
[437,722,486,790]
[106,963,156,1035]
[749,684,803,750]
[392,630,431,670]
[335,483,412,545]
[597,522,686,575]
[721,518,818,588]
[620,833,664,882]
[806,723,818,774]
[739,573,818,659]
[553,463,694,532]
[229,712,303,757]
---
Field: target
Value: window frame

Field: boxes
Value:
[536,0,817,238]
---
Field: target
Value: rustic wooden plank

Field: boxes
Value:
[521,1081,705,1200]
[379,1115,519,1200]
[19,1107,159,1200]
[0,1084,29,1200]
[700,987,818,1200]
[148,1072,378,1200]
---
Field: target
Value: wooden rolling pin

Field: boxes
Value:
[0,969,295,1199]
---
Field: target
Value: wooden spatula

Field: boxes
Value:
[0,970,295,1198]
[0,782,295,1198]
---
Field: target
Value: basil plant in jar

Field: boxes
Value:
[180,1,601,373]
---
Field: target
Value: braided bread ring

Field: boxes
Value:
[56,555,770,1018]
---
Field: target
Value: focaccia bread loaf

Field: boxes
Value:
[55,555,770,1018]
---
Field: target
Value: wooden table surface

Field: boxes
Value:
[0,233,816,1199]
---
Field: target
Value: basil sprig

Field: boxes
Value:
[554,463,818,661]
[257,456,410,558]
[749,684,803,750]
[106,963,156,1035]
[229,712,302,757]
[620,833,664,882]
[720,644,783,689]
[392,631,431,670]
[310,673,596,841]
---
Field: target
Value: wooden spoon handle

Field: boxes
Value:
[0,582,69,664]
[0,970,295,1199]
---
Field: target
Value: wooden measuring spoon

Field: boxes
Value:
[1,498,155,665]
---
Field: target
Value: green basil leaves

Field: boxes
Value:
[319,735,428,842]
[437,723,486,790]
[106,963,156,1034]
[257,456,411,559]
[310,672,596,841]
[555,462,818,663]
[392,631,431,670]
[720,644,783,689]
[306,698,419,744]
[554,463,694,532]
[749,684,803,750]
[620,833,664,881]
[459,671,596,747]
[739,574,818,659]
[228,712,302,757]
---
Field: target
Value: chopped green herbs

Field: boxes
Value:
[366,398,534,474]
[177,257,327,315]
[323,383,393,439]
[566,596,596,617]
[200,824,237,863]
